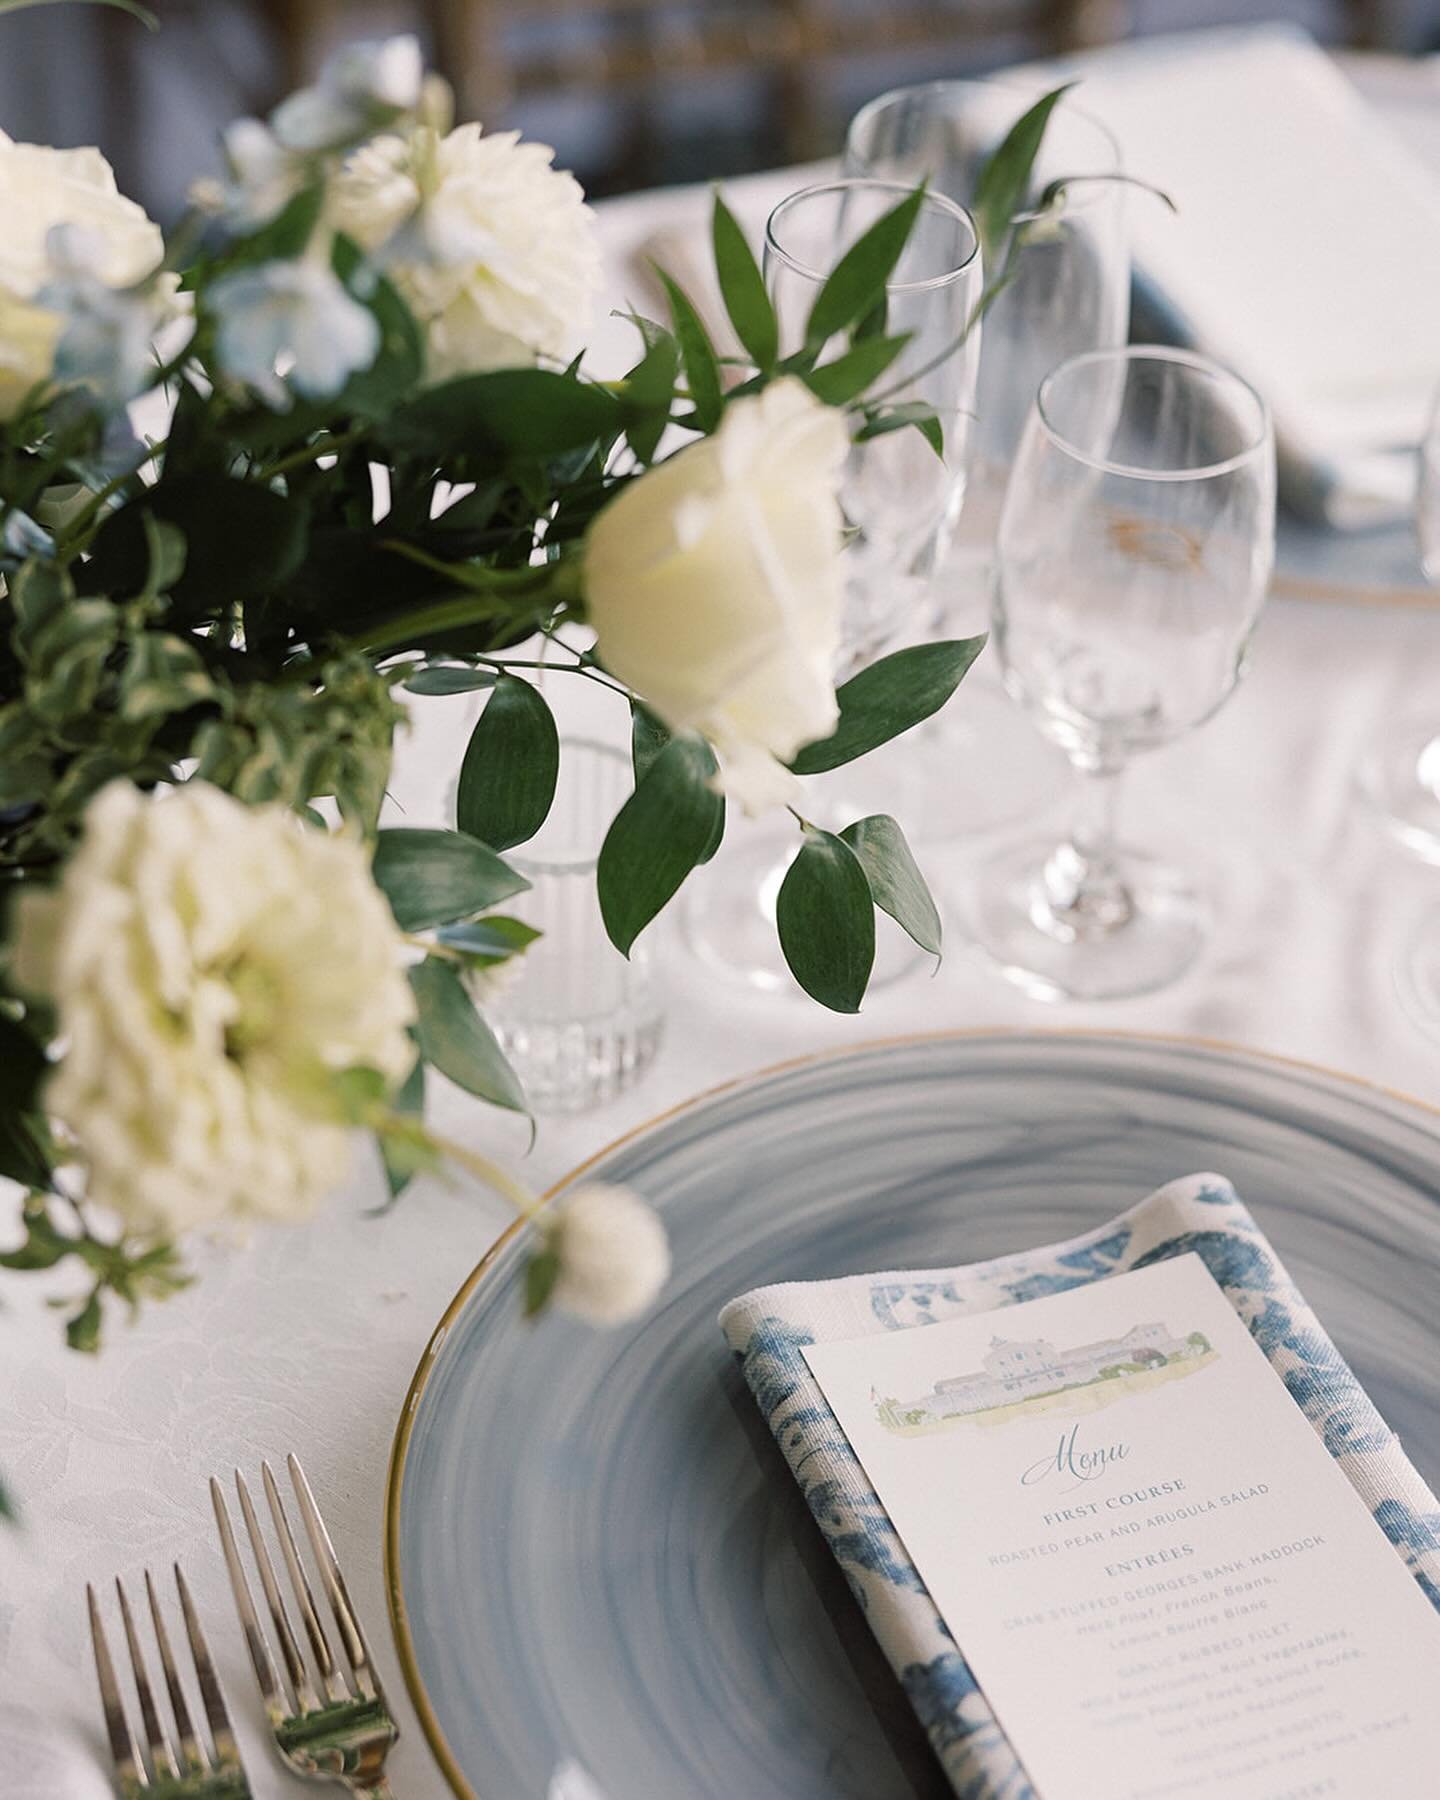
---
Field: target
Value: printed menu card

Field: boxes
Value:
[802,1253,1440,1800]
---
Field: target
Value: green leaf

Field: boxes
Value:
[597,734,724,956]
[373,828,529,932]
[0,0,156,23]
[712,192,778,371]
[803,334,911,407]
[631,702,671,785]
[524,1246,561,1318]
[455,674,559,852]
[840,815,942,956]
[805,187,925,350]
[378,1050,426,1201]
[0,1201,74,1273]
[118,631,214,722]
[65,1290,103,1355]
[655,271,723,434]
[0,1472,15,1524]
[789,636,986,775]
[434,916,542,960]
[622,329,679,467]
[409,959,527,1115]
[381,369,621,462]
[775,827,874,1012]
[0,1015,53,1191]
[332,1066,391,1125]
[855,401,944,458]
[972,83,1076,258]
[85,476,309,613]
[402,666,498,696]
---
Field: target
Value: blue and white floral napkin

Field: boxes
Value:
[719,1174,1440,1799]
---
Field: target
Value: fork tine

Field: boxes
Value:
[174,1563,242,1769]
[261,1460,349,1703]
[288,1453,381,1703]
[144,1569,208,1776]
[116,1577,179,1781]
[210,1474,288,1726]
[234,1469,320,1715]
[88,1583,149,1789]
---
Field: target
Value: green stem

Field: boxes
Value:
[258,424,369,482]
[359,554,584,658]
[424,1128,546,1224]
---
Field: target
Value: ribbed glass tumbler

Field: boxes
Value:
[484,738,665,1113]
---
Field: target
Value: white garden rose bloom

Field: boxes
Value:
[10,782,416,1241]
[331,123,600,380]
[585,377,849,813]
[549,1184,671,1327]
[0,133,164,418]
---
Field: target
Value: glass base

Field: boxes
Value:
[967,835,1210,1002]
[1357,719,1440,866]
[683,827,933,996]
[1398,903,1440,1045]
[493,1008,665,1114]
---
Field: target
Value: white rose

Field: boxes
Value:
[0,133,163,419]
[584,377,849,813]
[331,123,600,380]
[11,782,416,1241]
[548,1184,671,1327]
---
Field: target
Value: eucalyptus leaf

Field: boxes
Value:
[621,329,679,467]
[804,187,924,351]
[373,827,528,932]
[524,1246,561,1317]
[631,702,672,785]
[789,636,986,774]
[840,814,942,956]
[655,271,723,434]
[409,959,528,1115]
[0,0,155,22]
[455,674,559,852]
[775,827,874,1013]
[972,84,1076,258]
[712,192,778,371]
[598,734,723,955]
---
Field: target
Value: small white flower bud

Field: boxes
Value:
[549,1184,671,1326]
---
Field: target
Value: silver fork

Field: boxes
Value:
[211,1454,399,1799]
[87,1565,251,1798]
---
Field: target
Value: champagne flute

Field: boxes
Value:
[685,178,984,992]
[970,346,1275,1001]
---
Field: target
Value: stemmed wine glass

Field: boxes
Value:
[843,78,1130,837]
[969,346,1276,1001]
[685,178,984,991]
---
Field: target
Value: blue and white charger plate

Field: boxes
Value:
[385,1031,1440,1800]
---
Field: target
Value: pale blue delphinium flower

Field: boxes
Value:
[38,223,184,412]
[270,34,424,155]
[208,257,381,411]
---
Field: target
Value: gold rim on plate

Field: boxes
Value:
[382,1025,1440,1798]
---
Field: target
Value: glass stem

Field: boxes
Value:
[1040,759,1134,939]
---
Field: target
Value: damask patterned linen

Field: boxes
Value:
[720,1174,1440,1799]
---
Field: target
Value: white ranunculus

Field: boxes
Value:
[0,133,164,419]
[209,257,381,409]
[584,377,849,813]
[10,781,416,1241]
[548,1184,671,1327]
[331,123,600,380]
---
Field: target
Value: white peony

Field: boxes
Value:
[10,782,416,1240]
[548,1184,671,1326]
[584,377,849,813]
[209,257,381,410]
[331,123,600,380]
[0,133,164,419]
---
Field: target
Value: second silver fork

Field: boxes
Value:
[211,1455,399,1799]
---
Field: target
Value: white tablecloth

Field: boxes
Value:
[1,162,1438,1800]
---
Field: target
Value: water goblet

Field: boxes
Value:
[970,346,1276,1001]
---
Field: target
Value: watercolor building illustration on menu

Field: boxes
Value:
[874,1322,1216,1433]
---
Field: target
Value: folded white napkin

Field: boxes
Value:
[719,1174,1440,1797]
[1045,25,1440,529]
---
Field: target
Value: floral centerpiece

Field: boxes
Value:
[0,25,1079,1479]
